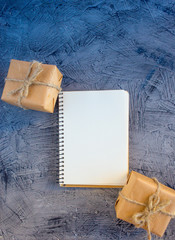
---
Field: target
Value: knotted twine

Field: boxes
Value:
[5,60,61,109]
[119,178,175,240]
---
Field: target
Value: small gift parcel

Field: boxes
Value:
[1,59,63,113]
[115,171,175,239]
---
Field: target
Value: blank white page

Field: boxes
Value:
[60,90,129,186]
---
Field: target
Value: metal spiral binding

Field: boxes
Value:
[57,92,64,184]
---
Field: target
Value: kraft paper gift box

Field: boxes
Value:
[115,171,175,239]
[1,59,63,113]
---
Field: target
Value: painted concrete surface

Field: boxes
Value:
[0,1,175,239]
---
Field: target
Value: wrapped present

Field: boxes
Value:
[1,59,63,113]
[115,171,175,239]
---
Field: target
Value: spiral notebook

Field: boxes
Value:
[58,90,129,187]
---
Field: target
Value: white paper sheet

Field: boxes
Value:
[60,90,129,186]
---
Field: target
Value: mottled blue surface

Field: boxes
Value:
[0,0,175,239]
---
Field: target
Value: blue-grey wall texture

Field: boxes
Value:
[0,0,175,239]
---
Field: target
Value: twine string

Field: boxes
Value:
[5,60,61,109]
[119,178,175,240]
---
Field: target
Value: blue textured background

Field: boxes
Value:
[0,0,175,239]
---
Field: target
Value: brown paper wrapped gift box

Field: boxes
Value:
[1,59,63,113]
[115,171,175,237]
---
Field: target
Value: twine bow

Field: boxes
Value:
[5,60,61,109]
[119,178,175,240]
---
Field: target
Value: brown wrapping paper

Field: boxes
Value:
[1,59,63,113]
[115,171,175,237]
